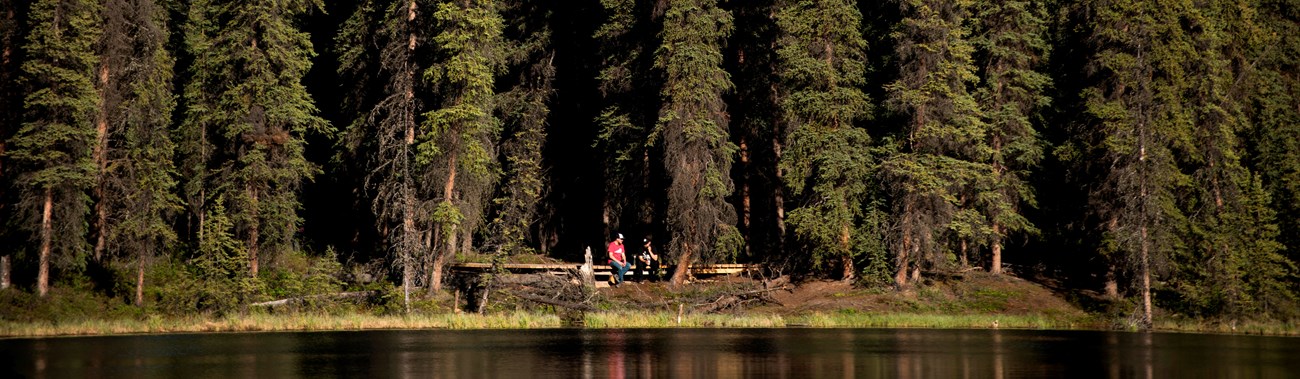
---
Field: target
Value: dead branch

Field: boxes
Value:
[250,291,378,308]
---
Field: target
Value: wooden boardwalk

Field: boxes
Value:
[450,262,758,287]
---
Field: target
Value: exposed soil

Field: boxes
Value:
[596,270,1087,318]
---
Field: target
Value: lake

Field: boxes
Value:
[3,328,1297,378]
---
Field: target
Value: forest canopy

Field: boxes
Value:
[1,0,1298,327]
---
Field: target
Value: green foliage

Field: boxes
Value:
[883,0,993,280]
[420,0,505,262]
[189,200,259,313]
[489,0,555,256]
[656,0,737,265]
[181,0,329,272]
[775,0,874,275]
[8,0,103,276]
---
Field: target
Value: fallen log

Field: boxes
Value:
[250,291,377,308]
[511,291,598,312]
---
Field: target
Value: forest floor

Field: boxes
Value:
[593,269,1092,327]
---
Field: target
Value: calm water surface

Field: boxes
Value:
[3,328,1298,378]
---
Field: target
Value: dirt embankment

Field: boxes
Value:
[597,270,1087,318]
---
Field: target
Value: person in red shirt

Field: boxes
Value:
[607,233,629,286]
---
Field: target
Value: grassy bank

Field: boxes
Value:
[0,311,564,338]
[10,309,1296,338]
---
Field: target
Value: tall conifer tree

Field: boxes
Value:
[775,0,874,280]
[181,0,328,278]
[0,0,26,290]
[969,0,1049,274]
[9,0,102,296]
[97,0,179,306]
[420,0,503,292]
[1171,0,1295,319]
[337,0,428,311]
[1249,0,1300,299]
[593,0,655,237]
[1067,0,1193,328]
[489,0,555,256]
[883,0,990,287]
[655,0,739,286]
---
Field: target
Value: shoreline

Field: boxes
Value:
[3,310,1295,339]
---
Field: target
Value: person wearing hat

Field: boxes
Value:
[635,237,660,282]
[607,233,629,286]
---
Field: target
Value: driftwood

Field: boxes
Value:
[250,291,378,308]
[511,291,599,312]
[694,286,788,313]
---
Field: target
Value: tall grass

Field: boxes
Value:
[0,311,563,338]
[786,312,1085,330]
[584,311,786,328]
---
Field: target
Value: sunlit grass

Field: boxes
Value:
[786,312,1087,330]
[0,311,564,338]
[583,311,787,328]
[1153,319,1299,336]
[3,310,1294,338]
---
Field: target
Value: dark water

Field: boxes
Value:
[3,328,1298,378]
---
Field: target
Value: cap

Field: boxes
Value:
[617,233,624,240]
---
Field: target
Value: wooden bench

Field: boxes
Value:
[450,262,758,287]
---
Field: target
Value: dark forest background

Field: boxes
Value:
[2,0,1298,327]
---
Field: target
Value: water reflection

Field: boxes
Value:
[3,328,1299,378]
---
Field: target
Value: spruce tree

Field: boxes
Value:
[593,0,655,237]
[1067,0,1193,328]
[883,0,990,287]
[725,0,783,262]
[489,0,555,256]
[969,0,1049,274]
[1249,0,1300,303]
[8,0,103,296]
[0,0,26,290]
[1172,0,1295,319]
[419,0,503,292]
[775,0,874,280]
[655,0,739,285]
[98,0,179,306]
[337,0,428,311]
[181,0,328,278]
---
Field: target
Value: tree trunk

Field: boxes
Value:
[772,136,786,245]
[93,62,110,261]
[135,254,145,306]
[840,223,854,280]
[38,188,52,297]
[896,234,910,288]
[1,255,10,290]
[739,138,751,257]
[669,242,694,286]
[1140,224,1152,329]
[990,223,1003,274]
[1104,265,1119,299]
[248,184,259,277]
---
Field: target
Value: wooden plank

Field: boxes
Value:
[450,262,759,276]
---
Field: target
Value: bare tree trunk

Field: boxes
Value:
[896,200,913,288]
[896,235,910,288]
[93,62,110,261]
[248,185,259,277]
[739,138,751,257]
[990,223,1002,274]
[1104,265,1119,299]
[669,242,694,286]
[431,153,458,294]
[772,136,786,244]
[1141,224,1152,328]
[135,254,145,306]
[840,224,854,280]
[1,255,10,290]
[959,238,969,268]
[38,188,52,297]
